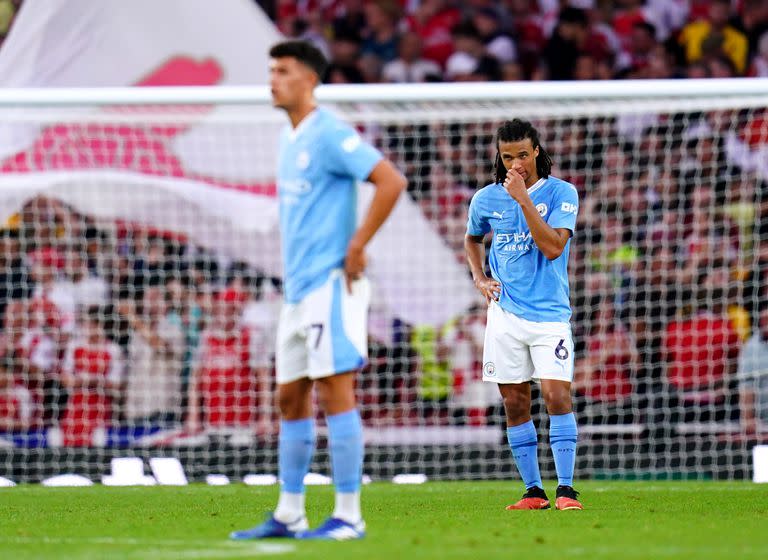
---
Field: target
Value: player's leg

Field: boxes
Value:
[482,303,548,509]
[499,382,549,509]
[314,372,365,531]
[540,378,582,509]
[296,271,368,540]
[231,305,313,539]
[532,328,583,511]
[273,378,315,523]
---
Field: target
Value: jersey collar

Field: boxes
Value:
[288,108,319,142]
[527,177,546,195]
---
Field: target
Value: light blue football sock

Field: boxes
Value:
[278,418,315,494]
[549,412,578,487]
[507,420,542,490]
[327,409,364,493]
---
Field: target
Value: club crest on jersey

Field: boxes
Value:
[296,150,310,170]
[483,362,496,377]
[342,134,361,153]
[536,203,548,217]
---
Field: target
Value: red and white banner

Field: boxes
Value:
[0,0,477,327]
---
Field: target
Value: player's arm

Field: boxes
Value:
[465,191,500,304]
[346,159,407,287]
[464,234,500,304]
[503,169,571,260]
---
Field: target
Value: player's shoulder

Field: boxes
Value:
[315,107,350,132]
[471,182,503,203]
[544,175,579,198]
[314,108,362,147]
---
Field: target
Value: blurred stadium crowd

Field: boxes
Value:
[0,0,767,446]
[258,0,768,82]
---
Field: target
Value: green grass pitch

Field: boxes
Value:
[2,481,767,559]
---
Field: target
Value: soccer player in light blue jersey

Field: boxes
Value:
[464,119,583,511]
[231,41,406,541]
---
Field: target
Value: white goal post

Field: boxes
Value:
[0,78,766,483]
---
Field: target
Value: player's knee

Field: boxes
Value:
[277,389,305,419]
[542,387,572,415]
[502,392,529,420]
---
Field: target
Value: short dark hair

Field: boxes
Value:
[269,40,329,82]
[494,119,553,184]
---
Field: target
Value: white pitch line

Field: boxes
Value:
[0,536,295,557]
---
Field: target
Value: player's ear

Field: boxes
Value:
[533,145,540,159]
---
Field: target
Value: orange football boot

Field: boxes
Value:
[505,487,551,510]
[554,485,583,510]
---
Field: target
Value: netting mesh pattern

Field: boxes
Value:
[0,91,766,481]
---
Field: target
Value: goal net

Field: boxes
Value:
[0,79,765,483]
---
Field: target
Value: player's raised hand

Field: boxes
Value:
[344,241,367,293]
[503,168,528,203]
[474,275,501,305]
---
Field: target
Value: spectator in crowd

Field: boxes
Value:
[64,244,109,310]
[292,12,332,61]
[402,0,462,67]
[442,306,491,425]
[121,284,184,428]
[28,246,76,336]
[361,0,401,64]
[446,20,501,81]
[676,185,738,286]
[748,31,768,76]
[544,7,607,80]
[328,30,362,69]
[325,62,365,84]
[612,0,654,51]
[737,302,768,435]
[678,0,748,75]
[626,245,680,381]
[738,0,768,58]
[572,53,612,80]
[621,21,658,75]
[382,31,442,83]
[588,202,639,309]
[56,305,124,446]
[573,296,638,423]
[0,228,31,325]
[472,7,517,64]
[331,0,366,42]
[185,288,265,434]
[0,300,55,431]
[411,323,452,421]
[662,268,741,419]
[165,274,203,422]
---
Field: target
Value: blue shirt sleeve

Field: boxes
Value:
[323,120,383,181]
[467,190,490,236]
[548,182,579,233]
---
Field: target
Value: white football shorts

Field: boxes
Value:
[482,301,574,384]
[276,269,370,384]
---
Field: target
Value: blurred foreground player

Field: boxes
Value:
[231,40,406,541]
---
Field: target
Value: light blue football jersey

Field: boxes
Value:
[466,176,579,322]
[277,107,383,304]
